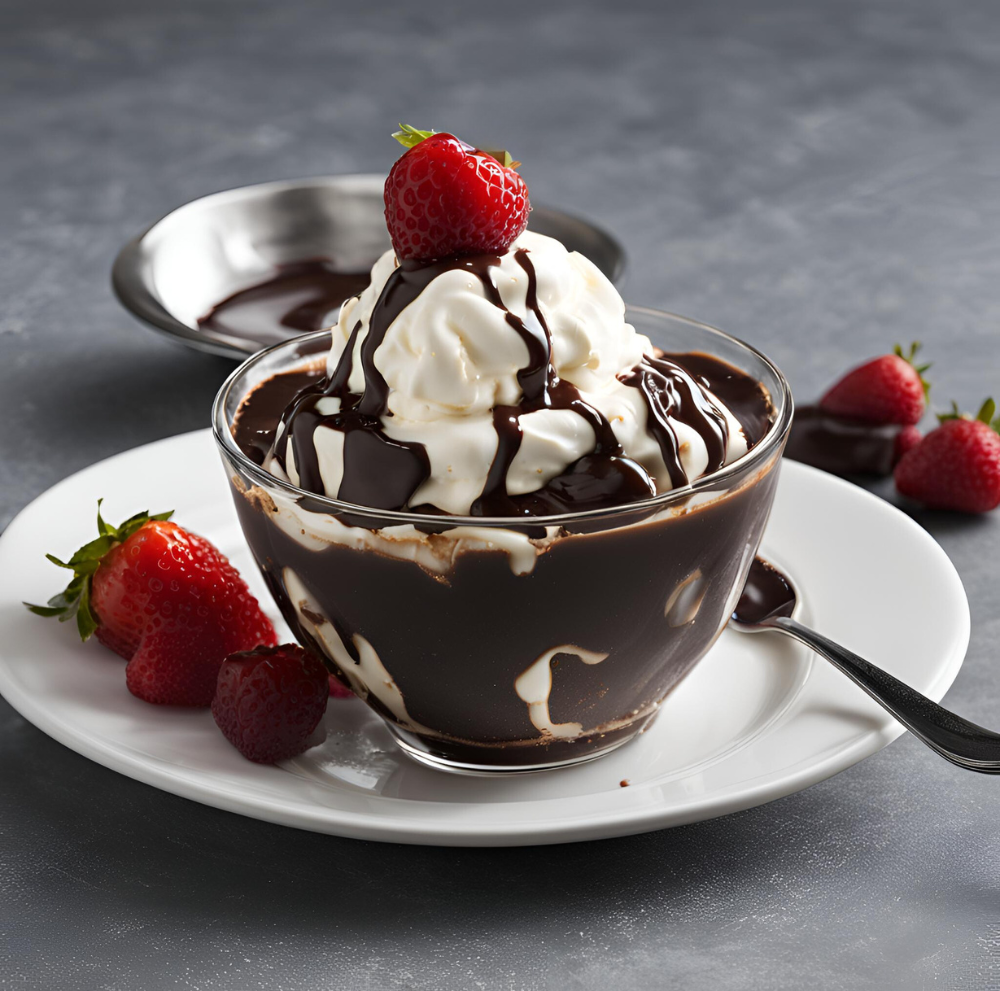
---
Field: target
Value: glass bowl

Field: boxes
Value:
[212,308,793,774]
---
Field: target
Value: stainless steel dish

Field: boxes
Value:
[112,174,627,360]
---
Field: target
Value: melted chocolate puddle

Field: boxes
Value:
[784,405,908,476]
[198,260,371,346]
[677,352,774,444]
[232,365,325,466]
[733,558,797,625]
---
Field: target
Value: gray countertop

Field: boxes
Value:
[3,1,1000,987]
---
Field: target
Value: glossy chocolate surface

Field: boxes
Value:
[230,462,780,765]
[232,365,324,466]
[264,251,770,517]
[784,404,906,476]
[198,260,370,347]
[236,353,772,520]
[734,558,797,625]
[228,346,781,767]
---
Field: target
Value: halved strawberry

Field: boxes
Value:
[26,502,276,705]
[212,644,330,764]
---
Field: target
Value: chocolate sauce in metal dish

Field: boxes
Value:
[226,249,783,770]
[198,260,370,347]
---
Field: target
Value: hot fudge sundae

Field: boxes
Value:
[216,128,790,772]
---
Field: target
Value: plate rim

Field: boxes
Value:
[0,431,971,846]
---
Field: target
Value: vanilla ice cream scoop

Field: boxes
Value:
[267,230,748,516]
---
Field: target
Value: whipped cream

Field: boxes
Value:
[274,230,748,515]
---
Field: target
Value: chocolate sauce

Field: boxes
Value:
[784,405,907,476]
[228,429,782,766]
[227,277,783,765]
[260,249,771,517]
[198,260,371,346]
[506,250,553,403]
[734,557,797,625]
[235,346,772,519]
[231,366,325,465]
[468,252,655,516]
[268,257,502,510]
[619,354,729,490]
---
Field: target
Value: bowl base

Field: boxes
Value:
[385,724,640,776]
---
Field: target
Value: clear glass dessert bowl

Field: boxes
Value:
[213,308,793,774]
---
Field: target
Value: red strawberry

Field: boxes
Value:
[212,644,329,764]
[384,124,530,261]
[893,424,922,466]
[26,503,276,705]
[820,343,930,425]
[894,399,1000,512]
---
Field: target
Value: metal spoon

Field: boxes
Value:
[731,557,1000,773]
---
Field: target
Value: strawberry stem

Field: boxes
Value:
[480,148,521,169]
[937,401,963,424]
[936,398,1000,434]
[391,124,522,169]
[392,124,436,150]
[24,500,173,642]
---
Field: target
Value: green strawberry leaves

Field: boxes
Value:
[391,124,521,169]
[894,341,932,400]
[479,148,521,169]
[937,401,959,424]
[24,500,173,642]
[937,398,1000,434]
[392,124,436,149]
[975,397,998,429]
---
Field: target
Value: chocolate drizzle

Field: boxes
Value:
[271,258,498,511]
[619,355,730,489]
[498,250,553,403]
[231,366,325,466]
[265,248,761,518]
[468,249,655,516]
[672,351,773,444]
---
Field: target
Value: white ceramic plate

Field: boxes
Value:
[0,431,969,846]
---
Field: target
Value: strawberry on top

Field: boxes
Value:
[383,124,530,261]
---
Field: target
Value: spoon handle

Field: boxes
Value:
[769,616,1000,772]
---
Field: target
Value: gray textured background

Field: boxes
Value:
[3,1,1000,988]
